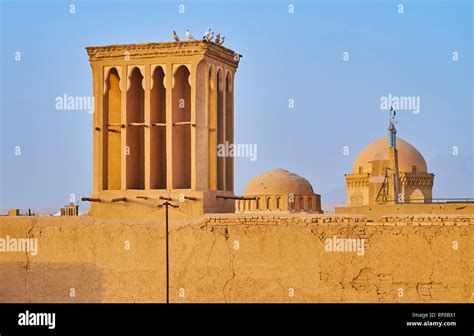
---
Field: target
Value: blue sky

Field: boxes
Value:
[1,0,472,211]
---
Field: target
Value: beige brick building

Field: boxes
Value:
[85,41,240,217]
[345,136,434,206]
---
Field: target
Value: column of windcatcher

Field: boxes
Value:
[84,41,241,218]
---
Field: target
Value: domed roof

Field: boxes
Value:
[243,168,314,195]
[352,136,427,174]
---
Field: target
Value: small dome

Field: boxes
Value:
[244,168,314,195]
[352,136,427,174]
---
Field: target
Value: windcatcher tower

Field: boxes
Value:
[85,41,240,218]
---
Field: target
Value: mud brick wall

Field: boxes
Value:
[0,214,472,303]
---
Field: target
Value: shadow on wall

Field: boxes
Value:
[0,262,102,303]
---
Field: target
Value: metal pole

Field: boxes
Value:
[156,200,178,304]
[165,202,169,304]
[216,195,257,200]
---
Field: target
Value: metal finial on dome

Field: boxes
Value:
[388,106,397,148]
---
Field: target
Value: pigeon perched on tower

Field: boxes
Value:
[172,31,180,41]
[203,28,212,41]
[185,29,195,40]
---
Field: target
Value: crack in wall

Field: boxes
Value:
[222,232,236,303]
[25,217,37,303]
[206,227,217,268]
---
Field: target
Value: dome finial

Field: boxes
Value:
[388,106,397,148]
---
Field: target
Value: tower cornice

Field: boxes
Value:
[86,40,240,68]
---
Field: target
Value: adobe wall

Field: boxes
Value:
[335,203,474,220]
[0,213,472,303]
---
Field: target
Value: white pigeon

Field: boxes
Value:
[172,31,180,41]
[185,29,195,40]
[203,28,212,41]
[208,30,214,41]
[219,36,225,45]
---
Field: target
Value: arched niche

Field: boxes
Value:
[350,190,364,206]
[150,66,167,189]
[172,64,192,88]
[216,68,224,191]
[298,196,304,211]
[225,71,234,192]
[409,189,425,203]
[266,197,271,210]
[289,194,295,211]
[208,66,217,190]
[126,67,145,189]
[172,65,191,189]
[103,67,122,190]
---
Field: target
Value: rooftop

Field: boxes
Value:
[85,40,240,67]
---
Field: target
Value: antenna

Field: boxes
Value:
[388,107,401,203]
[388,106,397,148]
[375,108,402,204]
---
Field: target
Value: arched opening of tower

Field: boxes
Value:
[150,66,167,189]
[103,67,122,191]
[225,73,234,192]
[216,69,224,191]
[208,69,217,190]
[126,67,145,189]
[172,65,191,189]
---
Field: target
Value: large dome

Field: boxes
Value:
[244,168,314,195]
[352,136,427,174]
